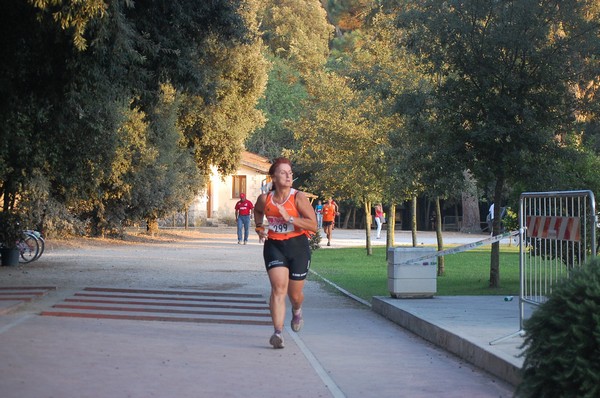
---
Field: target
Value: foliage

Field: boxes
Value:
[309,230,322,251]
[502,208,518,233]
[179,24,269,178]
[258,0,333,75]
[325,0,372,32]
[518,257,600,398]
[246,56,308,159]
[127,83,204,226]
[0,211,23,248]
[247,0,334,160]
[291,71,386,204]
[36,198,87,238]
[0,0,267,236]
[393,0,600,287]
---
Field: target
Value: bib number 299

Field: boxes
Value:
[274,223,289,233]
[267,217,294,234]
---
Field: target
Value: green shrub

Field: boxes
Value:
[309,230,321,251]
[518,257,600,397]
[503,207,518,232]
[38,198,86,238]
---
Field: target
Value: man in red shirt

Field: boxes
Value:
[235,193,254,244]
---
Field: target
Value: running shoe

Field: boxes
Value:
[291,309,304,332]
[269,332,284,349]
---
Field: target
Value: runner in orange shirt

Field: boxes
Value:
[253,157,317,349]
[322,198,339,246]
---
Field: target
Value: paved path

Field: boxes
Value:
[0,227,518,397]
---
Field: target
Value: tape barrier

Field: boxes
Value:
[401,230,520,264]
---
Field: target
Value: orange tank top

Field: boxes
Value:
[265,189,306,240]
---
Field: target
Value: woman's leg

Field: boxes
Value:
[267,267,289,331]
[376,217,382,238]
[288,279,305,312]
[288,279,305,331]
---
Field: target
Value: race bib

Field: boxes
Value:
[267,216,295,234]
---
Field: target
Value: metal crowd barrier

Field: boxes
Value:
[490,190,597,345]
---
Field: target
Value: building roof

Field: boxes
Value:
[241,151,271,173]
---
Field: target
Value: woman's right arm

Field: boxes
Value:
[254,194,268,242]
[254,194,266,224]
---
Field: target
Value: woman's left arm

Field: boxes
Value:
[293,192,318,233]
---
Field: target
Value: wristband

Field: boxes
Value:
[255,223,263,227]
[255,226,265,233]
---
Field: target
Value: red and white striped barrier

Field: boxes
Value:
[525,215,581,242]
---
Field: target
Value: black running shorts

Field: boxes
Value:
[263,234,311,280]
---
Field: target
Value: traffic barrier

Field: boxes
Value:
[490,190,597,345]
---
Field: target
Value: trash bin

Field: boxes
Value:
[387,247,437,298]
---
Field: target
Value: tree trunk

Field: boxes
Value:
[343,210,351,229]
[386,202,396,261]
[461,170,481,233]
[364,200,372,255]
[147,217,159,237]
[425,200,432,230]
[489,178,504,288]
[411,196,417,247]
[435,197,445,276]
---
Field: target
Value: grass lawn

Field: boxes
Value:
[309,244,520,303]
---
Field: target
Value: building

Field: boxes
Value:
[187,151,271,225]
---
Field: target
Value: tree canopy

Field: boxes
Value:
[393,0,600,286]
[0,0,268,235]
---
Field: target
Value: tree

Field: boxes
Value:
[291,71,386,255]
[127,84,205,234]
[396,0,600,287]
[247,0,334,159]
[259,0,332,75]
[325,0,372,33]
[179,26,269,178]
[0,1,268,235]
[460,171,481,233]
[245,56,308,159]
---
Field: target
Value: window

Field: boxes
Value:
[232,175,247,198]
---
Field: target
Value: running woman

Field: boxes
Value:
[253,157,318,348]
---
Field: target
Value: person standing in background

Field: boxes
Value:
[235,193,254,244]
[253,157,317,349]
[487,202,494,235]
[374,203,384,239]
[315,200,323,229]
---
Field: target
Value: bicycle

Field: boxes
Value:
[17,230,44,263]
[28,229,45,259]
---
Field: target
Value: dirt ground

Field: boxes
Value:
[0,227,273,295]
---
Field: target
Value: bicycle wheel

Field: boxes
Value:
[18,232,39,263]
[28,230,45,260]
[36,235,45,260]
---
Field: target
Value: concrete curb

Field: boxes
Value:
[372,297,522,386]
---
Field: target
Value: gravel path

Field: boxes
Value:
[1,228,272,293]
